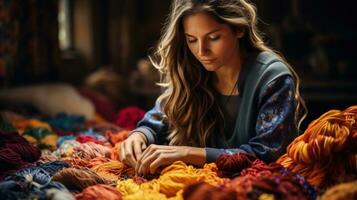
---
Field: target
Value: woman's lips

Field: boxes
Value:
[200,59,216,64]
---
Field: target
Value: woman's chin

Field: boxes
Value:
[202,65,220,72]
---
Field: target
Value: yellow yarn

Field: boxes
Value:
[158,161,223,197]
[22,135,37,145]
[116,161,223,199]
[320,181,357,200]
[91,160,126,181]
[41,134,58,149]
[116,179,182,200]
[259,193,275,200]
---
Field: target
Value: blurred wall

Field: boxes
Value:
[1,0,356,127]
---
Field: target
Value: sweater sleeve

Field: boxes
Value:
[130,100,169,145]
[205,75,298,163]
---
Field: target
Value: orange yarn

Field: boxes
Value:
[52,168,113,191]
[110,142,121,161]
[105,130,129,145]
[76,184,123,200]
[91,160,133,181]
[277,105,357,188]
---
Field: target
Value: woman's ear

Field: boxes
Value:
[236,28,245,39]
[235,27,245,39]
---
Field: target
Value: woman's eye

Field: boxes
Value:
[187,38,197,43]
[209,35,220,41]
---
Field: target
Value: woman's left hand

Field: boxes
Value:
[135,144,206,175]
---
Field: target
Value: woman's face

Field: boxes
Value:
[183,11,242,72]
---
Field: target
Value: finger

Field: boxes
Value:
[149,154,170,174]
[141,142,147,151]
[124,140,137,167]
[138,152,157,175]
[136,144,154,173]
[119,142,126,162]
[149,149,176,174]
[133,142,145,162]
[139,149,172,175]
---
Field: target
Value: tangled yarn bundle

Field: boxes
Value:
[215,153,315,200]
[215,153,256,177]
[183,182,237,200]
[277,105,357,187]
[72,142,111,159]
[76,184,123,200]
[116,161,224,199]
[0,163,72,200]
[0,130,41,179]
[52,167,113,191]
[91,160,133,181]
[320,181,357,200]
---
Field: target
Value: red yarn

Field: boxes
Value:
[183,182,237,200]
[52,127,75,136]
[216,153,256,171]
[132,175,148,185]
[0,130,40,179]
[115,106,145,130]
[105,130,129,145]
[4,143,41,162]
[78,88,117,122]
[240,160,283,177]
[250,172,311,200]
[0,148,27,168]
[76,134,104,145]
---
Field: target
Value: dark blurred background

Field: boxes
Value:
[0,0,356,130]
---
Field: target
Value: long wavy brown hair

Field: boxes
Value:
[149,0,307,147]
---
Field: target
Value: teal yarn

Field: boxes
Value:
[24,127,53,140]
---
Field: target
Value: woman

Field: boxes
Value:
[120,0,307,175]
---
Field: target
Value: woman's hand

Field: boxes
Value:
[135,145,206,175]
[119,132,148,168]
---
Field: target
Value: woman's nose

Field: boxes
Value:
[197,40,209,56]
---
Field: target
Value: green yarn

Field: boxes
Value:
[24,127,53,140]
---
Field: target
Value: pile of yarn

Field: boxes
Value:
[277,105,357,188]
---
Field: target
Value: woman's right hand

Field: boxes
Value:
[119,132,148,168]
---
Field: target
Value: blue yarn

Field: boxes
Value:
[6,168,51,185]
[0,179,70,200]
[29,181,69,199]
[37,160,69,176]
[57,135,76,147]
[0,165,71,200]
[46,113,85,131]
[0,180,28,200]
